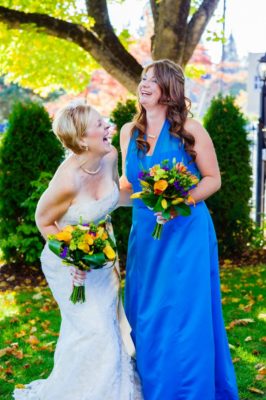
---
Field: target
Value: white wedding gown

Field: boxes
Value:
[14,183,143,400]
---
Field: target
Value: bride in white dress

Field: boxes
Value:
[13,101,143,400]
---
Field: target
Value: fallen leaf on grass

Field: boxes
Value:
[227,318,254,330]
[221,284,232,293]
[14,330,27,338]
[32,293,43,300]
[258,367,266,375]
[5,367,13,375]
[248,387,264,395]
[41,320,51,330]
[26,335,40,345]
[232,358,241,363]
[15,384,26,389]
[258,312,266,321]
[256,374,265,381]
[0,345,23,359]
[255,363,265,370]
[244,336,252,342]
[6,275,16,282]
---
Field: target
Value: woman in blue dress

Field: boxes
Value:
[119,59,239,400]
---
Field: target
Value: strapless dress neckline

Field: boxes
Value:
[58,182,119,228]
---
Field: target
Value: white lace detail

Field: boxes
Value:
[13,183,143,400]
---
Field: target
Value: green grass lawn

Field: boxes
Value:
[0,265,265,400]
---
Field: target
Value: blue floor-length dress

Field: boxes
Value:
[125,119,239,400]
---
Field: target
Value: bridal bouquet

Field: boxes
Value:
[131,159,199,239]
[48,220,116,303]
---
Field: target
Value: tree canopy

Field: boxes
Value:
[0,0,220,95]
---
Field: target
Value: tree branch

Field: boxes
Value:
[85,0,143,85]
[0,6,142,92]
[183,0,220,65]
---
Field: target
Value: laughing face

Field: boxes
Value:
[80,108,111,156]
[138,67,162,108]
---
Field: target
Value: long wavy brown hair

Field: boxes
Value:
[131,59,196,161]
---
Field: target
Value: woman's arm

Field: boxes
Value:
[118,122,134,207]
[35,172,77,240]
[185,119,221,203]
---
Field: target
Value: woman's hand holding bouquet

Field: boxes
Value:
[131,159,199,239]
[48,220,116,303]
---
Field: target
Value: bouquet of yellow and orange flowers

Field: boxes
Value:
[48,219,116,303]
[131,159,200,239]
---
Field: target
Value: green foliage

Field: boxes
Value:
[110,98,137,175]
[203,95,259,257]
[110,99,137,266]
[2,172,52,265]
[0,101,64,265]
[0,23,98,96]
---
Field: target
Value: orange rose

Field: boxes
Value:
[154,180,168,195]
[176,163,187,173]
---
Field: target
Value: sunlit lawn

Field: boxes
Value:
[0,265,265,400]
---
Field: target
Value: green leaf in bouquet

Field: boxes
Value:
[48,239,63,256]
[175,203,191,216]
[141,194,158,208]
[153,195,164,212]
[161,209,171,220]
[83,252,106,267]
[69,242,77,251]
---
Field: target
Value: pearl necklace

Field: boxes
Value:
[147,134,156,139]
[80,164,102,175]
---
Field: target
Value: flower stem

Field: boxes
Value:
[70,285,86,304]
[152,223,163,240]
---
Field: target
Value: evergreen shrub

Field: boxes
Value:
[0,101,64,265]
[203,95,259,257]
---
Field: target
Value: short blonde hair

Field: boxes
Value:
[52,101,92,154]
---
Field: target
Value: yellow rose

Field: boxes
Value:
[101,232,108,240]
[171,198,184,205]
[154,180,168,195]
[62,225,75,233]
[130,192,142,199]
[55,231,72,242]
[161,199,168,209]
[103,245,116,260]
[78,242,90,253]
[84,234,94,245]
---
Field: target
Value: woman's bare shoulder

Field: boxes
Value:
[49,158,79,195]
[184,118,210,141]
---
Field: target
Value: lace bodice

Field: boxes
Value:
[58,183,119,227]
